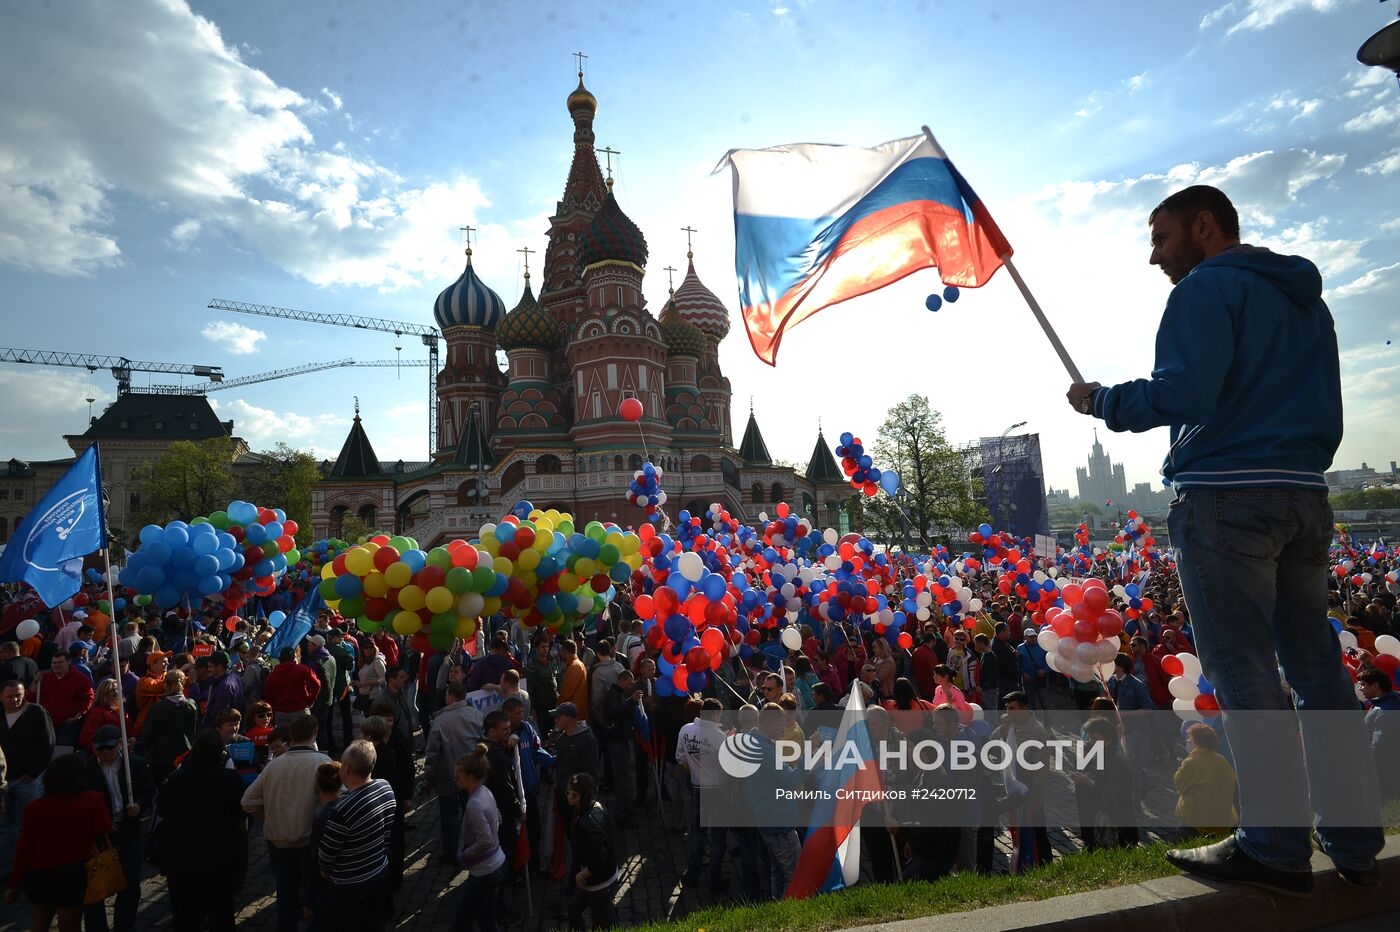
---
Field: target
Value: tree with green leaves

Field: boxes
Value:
[134,437,236,524]
[336,515,384,544]
[1330,487,1400,510]
[863,394,988,551]
[240,443,322,546]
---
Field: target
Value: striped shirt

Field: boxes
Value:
[318,778,396,886]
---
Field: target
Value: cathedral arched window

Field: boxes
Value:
[535,455,562,475]
[613,456,624,472]
[750,482,764,504]
[329,505,349,538]
[628,454,643,471]
[358,504,377,529]
[770,482,785,503]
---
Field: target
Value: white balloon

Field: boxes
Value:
[1037,629,1060,653]
[1097,661,1117,682]
[1097,639,1120,662]
[825,555,842,571]
[1071,664,1096,684]
[1033,570,1047,584]
[1048,568,1059,578]
[1168,675,1199,701]
[1176,652,1203,681]
[916,607,930,622]
[967,702,983,714]
[1337,630,1357,651]
[1057,638,1077,659]
[1361,572,1373,584]
[1112,585,1127,599]
[15,619,40,641]
[780,627,802,652]
[1375,635,1400,659]
[1075,641,1099,664]
[823,528,839,545]
[679,552,704,582]
[1045,652,1062,673]
[1173,697,1203,722]
[456,592,484,619]
[968,598,984,613]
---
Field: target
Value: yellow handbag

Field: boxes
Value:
[84,834,126,905]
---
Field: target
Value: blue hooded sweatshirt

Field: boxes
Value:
[1091,246,1341,490]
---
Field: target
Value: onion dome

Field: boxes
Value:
[434,249,506,331]
[567,74,597,116]
[497,279,563,352]
[579,191,648,270]
[673,257,730,339]
[658,299,706,358]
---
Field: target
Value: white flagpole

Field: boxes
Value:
[92,443,135,800]
[919,126,1085,385]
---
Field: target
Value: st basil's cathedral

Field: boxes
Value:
[310,72,851,545]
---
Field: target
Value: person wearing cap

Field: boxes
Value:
[202,650,246,730]
[303,635,337,750]
[35,651,93,748]
[326,628,356,754]
[133,651,170,734]
[551,700,600,832]
[1016,628,1051,711]
[79,724,154,932]
[137,670,197,785]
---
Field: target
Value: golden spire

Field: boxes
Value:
[681,225,697,260]
[596,145,619,189]
[663,265,678,294]
[517,245,534,283]
[459,224,475,261]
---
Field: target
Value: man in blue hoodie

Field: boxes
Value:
[1066,185,1382,894]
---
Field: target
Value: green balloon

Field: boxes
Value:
[471,565,496,592]
[427,547,453,570]
[584,521,607,543]
[285,549,301,566]
[190,517,210,526]
[318,578,339,600]
[445,566,473,596]
[430,612,455,631]
[389,536,413,553]
[358,619,381,635]
[338,596,365,618]
[209,511,230,530]
[429,631,453,651]
[598,543,620,566]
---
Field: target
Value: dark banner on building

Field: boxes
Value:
[979,433,1049,537]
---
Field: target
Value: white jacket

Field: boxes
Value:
[241,745,330,847]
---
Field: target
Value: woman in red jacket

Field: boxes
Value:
[5,753,112,930]
[79,679,125,754]
[263,647,322,725]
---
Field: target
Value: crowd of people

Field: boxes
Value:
[0,534,1396,931]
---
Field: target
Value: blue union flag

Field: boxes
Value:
[0,444,106,608]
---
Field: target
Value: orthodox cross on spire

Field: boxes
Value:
[459,224,475,258]
[573,50,588,79]
[596,145,619,187]
[663,265,677,293]
[517,245,535,281]
[354,395,360,418]
[681,225,697,259]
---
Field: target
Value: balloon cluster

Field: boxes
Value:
[627,462,667,523]
[319,531,491,649]
[1111,581,1155,621]
[924,285,960,311]
[835,432,899,497]
[1032,578,1124,684]
[476,504,642,631]
[1162,651,1219,721]
[300,538,351,577]
[1114,510,1154,548]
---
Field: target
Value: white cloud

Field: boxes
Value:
[0,0,499,290]
[1266,96,1320,122]
[1328,262,1400,302]
[320,88,343,110]
[1343,105,1400,134]
[1200,3,1235,31]
[1381,218,1400,233]
[1271,221,1367,280]
[1361,150,1400,176]
[1346,68,1393,97]
[0,369,111,458]
[202,320,268,355]
[1225,0,1340,37]
[210,397,348,455]
[1126,72,1149,94]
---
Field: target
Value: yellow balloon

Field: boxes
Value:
[384,562,412,589]
[397,584,426,612]
[361,541,381,554]
[517,549,541,571]
[558,574,579,593]
[321,563,337,580]
[518,571,538,589]
[425,586,454,614]
[392,610,421,636]
[621,536,641,556]
[482,596,502,617]
[625,553,643,571]
[362,572,389,598]
[454,617,477,639]
[574,557,595,578]
[604,531,624,550]
[533,533,552,554]
[325,598,340,609]
[479,539,500,558]
[345,547,373,577]
[535,517,554,534]
[493,557,514,579]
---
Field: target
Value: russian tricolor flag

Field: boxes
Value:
[785,681,882,899]
[718,133,1012,365]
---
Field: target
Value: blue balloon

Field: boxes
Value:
[244,523,268,546]
[879,470,901,496]
[194,554,220,577]
[170,547,196,571]
[268,610,287,628]
[143,542,173,566]
[163,525,189,548]
[192,533,219,556]
[139,524,164,546]
[978,523,993,537]
[263,521,283,541]
[924,294,942,311]
[154,586,181,609]
[135,565,166,592]
[943,285,960,303]
[197,575,224,596]
[701,574,727,602]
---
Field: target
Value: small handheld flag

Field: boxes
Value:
[0,444,106,608]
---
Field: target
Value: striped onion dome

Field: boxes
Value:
[579,191,648,270]
[673,257,730,339]
[433,251,506,331]
[497,281,563,352]
[658,298,706,358]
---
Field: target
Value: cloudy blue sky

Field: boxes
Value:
[1,0,1396,493]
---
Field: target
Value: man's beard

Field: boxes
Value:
[1168,242,1208,284]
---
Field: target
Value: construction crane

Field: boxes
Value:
[0,347,224,394]
[208,298,441,453]
[150,358,433,395]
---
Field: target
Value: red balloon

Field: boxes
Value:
[282,520,299,537]
[450,546,478,570]
[1161,654,1184,677]
[1083,587,1109,614]
[373,546,401,572]
[1375,654,1400,676]
[897,632,913,650]
[1096,610,1124,637]
[1060,583,1083,606]
[619,397,644,422]
[1071,619,1097,642]
[685,647,711,673]
[672,666,691,691]
[634,594,655,620]
[1194,693,1220,716]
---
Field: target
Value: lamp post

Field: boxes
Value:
[1358,3,1400,76]
[989,421,1027,532]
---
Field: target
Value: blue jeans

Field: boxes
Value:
[0,775,44,880]
[267,843,310,932]
[1169,488,1383,871]
[686,785,726,885]
[760,829,800,899]
[455,863,506,932]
